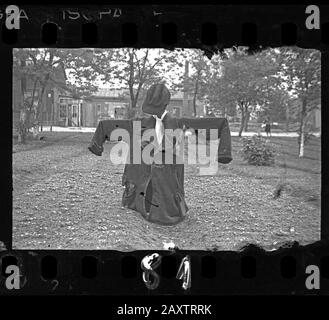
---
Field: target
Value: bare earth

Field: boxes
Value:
[12,132,321,251]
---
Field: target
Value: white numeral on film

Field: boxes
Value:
[141,253,162,290]
[176,255,191,290]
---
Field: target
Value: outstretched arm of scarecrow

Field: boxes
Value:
[179,117,233,164]
[88,119,134,156]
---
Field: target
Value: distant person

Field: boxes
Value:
[264,119,271,137]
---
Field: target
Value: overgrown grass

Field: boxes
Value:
[13,131,321,207]
[12,131,321,250]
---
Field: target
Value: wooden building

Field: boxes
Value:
[81,89,130,127]
[80,88,206,127]
[12,61,89,133]
[13,63,207,130]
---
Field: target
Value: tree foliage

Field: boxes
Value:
[91,48,184,116]
[274,47,321,156]
[13,47,321,156]
[207,47,280,136]
[13,48,100,141]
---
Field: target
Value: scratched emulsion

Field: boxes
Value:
[12,132,321,250]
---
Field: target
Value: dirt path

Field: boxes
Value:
[12,135,321,250]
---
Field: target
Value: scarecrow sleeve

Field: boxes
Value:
[179,117,233,164]
[88,119,133,156]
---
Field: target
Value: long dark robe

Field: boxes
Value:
[88,114,232,225]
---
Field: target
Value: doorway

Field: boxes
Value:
[68,104,79,127]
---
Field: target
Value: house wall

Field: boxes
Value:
[14,78,208,129]
[55,97,83,127]
[82,102,96,127]
[311,107,321,131]
[167,99,183,117]
[13,63,71,129]
[315,109,321,129]
[168,99,205,117]
[83,97,129,126]
[40,86,57,125]
[81,95,204,125]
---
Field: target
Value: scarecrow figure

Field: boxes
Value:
[88,83,233,225]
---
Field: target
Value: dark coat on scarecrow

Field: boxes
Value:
[88,84,233,225]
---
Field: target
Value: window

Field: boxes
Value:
[26,90,39,98]
[172,107,181,117]
[97,104,101,113]
[72,105,78,118]
[105,102,111,115]
[115,107,125,119]
[59,104,66,118]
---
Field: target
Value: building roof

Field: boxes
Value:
[93,88,130,98]
[171,92,185,99]
[92,87,191,100]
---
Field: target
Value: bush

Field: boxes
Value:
[240,134,276,166]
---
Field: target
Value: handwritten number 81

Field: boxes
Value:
[141,254,191,290]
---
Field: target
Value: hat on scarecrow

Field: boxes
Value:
[142,83,171,115]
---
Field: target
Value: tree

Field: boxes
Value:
[172,49,213,116]
[209,47,279,136]
[13,48,99,142]
[13,49,57,140]
[92,48,183,117]
[276,47,320,157]
[191,52,227,117]
[257,88,290,125]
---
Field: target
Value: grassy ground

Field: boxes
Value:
[12,132,321,250]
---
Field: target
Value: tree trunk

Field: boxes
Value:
[32,125,39,139]
[298,99,307,157]
[128,50,136,115]
[299,121,305,157]
[244,110,250,132]
[36,79,49,128]
[18,124,26,144]
[18,61,27,144]
[239,116,245,137]
[285,103,290,132]
[223,105,227,118]
[50,96,54,132]
[238,104,245,137]
[129,96,137,118]
[35,51,54,131]
[17,126,25,144]
[192,73,200,117]
[192,90,197,117]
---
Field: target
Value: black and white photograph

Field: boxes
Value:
[12,46,321,251]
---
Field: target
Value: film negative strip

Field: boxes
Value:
[0,3,329,301]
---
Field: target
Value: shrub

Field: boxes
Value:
[240,134,276,166]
